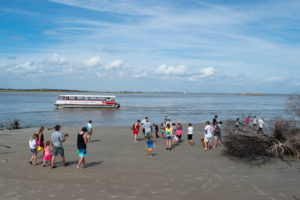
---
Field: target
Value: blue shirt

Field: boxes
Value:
[146,140,153,149]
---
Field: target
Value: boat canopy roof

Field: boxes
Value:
[58,94,116,98]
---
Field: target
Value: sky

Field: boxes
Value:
[0,0,300,93]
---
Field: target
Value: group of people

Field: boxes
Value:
[234,115,264,134]
[28,120,93,170]
[132,115,225,157]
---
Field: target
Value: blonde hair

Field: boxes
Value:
[38,126,44,135]
[30,133,37,141]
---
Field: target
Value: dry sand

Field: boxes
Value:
[0,125,300,200]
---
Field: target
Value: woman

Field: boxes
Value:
[36,126,45,155]
[133,120,140,143]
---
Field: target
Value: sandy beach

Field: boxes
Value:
[1,125,300,200]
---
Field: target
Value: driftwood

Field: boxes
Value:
[222,120,300,163]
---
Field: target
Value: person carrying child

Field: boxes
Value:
[43,141,52,167]
[204,121,213,151]
[28,133,38,166]
[145,136,155,158]
[172,123,178,147]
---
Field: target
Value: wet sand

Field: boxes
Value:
[0,125,300,200]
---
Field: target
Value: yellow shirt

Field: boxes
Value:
[165,128,172,136]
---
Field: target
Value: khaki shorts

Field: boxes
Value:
[145,132,152,137]
[88,130,93,136]
[204,137,212,143]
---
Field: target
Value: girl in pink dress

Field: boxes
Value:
[43,141,52,167]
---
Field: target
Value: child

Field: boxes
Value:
[86,120,93,142]
[213,121,221,149]
[176,121,182,143]
[153,123,159,138]
[145,136,155,158]
[133,120,140,143]
[37,126,45,156]
[43,141,52,167]
[165,123,173,150]
[28,134,38,166]
[204,121,213,151]
[160,123,165,138]
[187,123,193,145]
[172,123,177,147]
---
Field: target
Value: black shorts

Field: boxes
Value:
[188,134,193,140]
[258,127,263,132]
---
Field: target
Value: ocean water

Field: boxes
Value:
[0,92,291,128]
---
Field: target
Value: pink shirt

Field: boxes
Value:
[245,117,250,125]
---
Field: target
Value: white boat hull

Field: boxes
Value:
[55,100,120,108]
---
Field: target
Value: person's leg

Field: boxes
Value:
[204,142,207,150]
[32,153,37,165]
[51,156,55,167]
[134,134,137,143]
[77,157,83,169]
[61,155,65,165]
[82,158,86,168]
[149,150,152,158]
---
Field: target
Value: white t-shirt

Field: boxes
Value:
[29,139,36,149]
[205,125,213,138]
[141,119,146,125]
[253,118,258,125]
[258,119,264,128]
[187,127,193,135]
[143,121,151,133]
[87,123,92,130]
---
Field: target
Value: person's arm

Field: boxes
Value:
[76,134,78,149]
[38,134,41,145]
[83,134,87,144]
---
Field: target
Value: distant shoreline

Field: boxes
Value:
[0,89,143,94]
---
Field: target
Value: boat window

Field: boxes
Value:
[89,97,98,100]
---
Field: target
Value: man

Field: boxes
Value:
[142,117,152,139]
[244,116,250,134]
[258,117,264,134]
[213,115,218,126]
[51,125,69,168]
[141,117,147,135]
[213,121,221,149]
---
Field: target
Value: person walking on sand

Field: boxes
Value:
[244,116,250,134]
[51,125,69,168]
[204,121,213,151]
[143,117,152,139]
[160,123,165,138]
[145,136,155,158]
[258,117,264,134]
[86,120,93,143]
[141,117,147,136]
[37,126,45,156]
[213,121,221,149]
[43,141,52,167]
[133,120,140,143]
[77,127,88,170]
[235,118,240,134]
[28,134,38,166]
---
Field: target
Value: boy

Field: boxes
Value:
[86,120,93,142]
[187,123,194,145]
[145,136,155,158]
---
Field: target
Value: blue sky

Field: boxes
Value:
[0,0,300,93]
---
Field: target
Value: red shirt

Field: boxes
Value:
[133,123,140,134]
[245,117,250,125]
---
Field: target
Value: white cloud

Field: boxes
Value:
[105,59,124,71]
[199,67,216,78]
[291,81,300,86]
[265,77,285,83]
[83,56,103,68]
[155,64,188,75]
[44,53,66,65]
[0,63,6,68]
[6,62,39,73]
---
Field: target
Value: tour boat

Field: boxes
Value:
[54,95,120,108]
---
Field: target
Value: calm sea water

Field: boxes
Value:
[0,92,291,128]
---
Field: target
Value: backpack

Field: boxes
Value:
[131,124,135,130]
